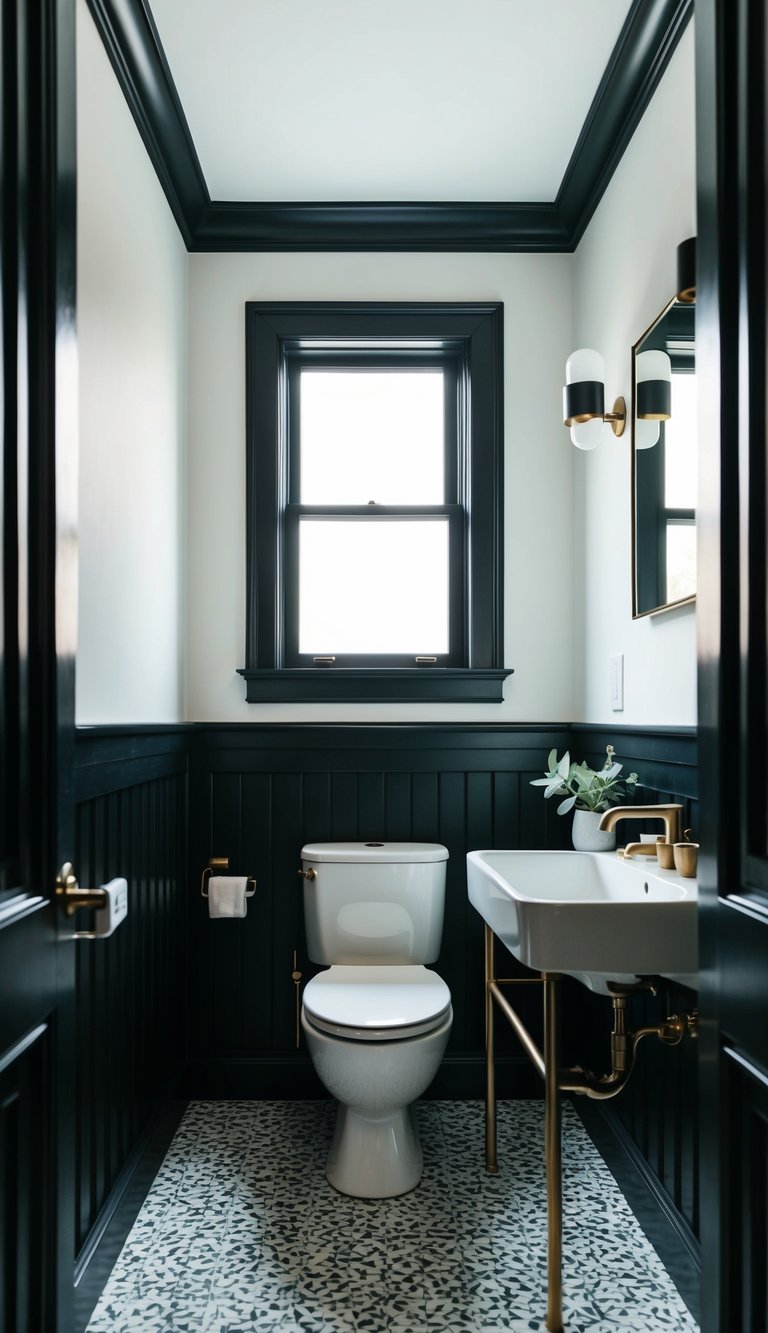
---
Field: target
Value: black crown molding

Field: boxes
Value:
[86,0,692,253]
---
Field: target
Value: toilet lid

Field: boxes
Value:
[302,965,452,1042]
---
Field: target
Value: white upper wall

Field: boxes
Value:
[572,25,697,726]
[76,0,188,724]
[185,253,576,722]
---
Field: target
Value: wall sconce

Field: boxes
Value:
[563,349,626,450]
[635,349,672,449]
[676,237,696,304]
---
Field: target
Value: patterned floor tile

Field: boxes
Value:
[86,1100,697,1333]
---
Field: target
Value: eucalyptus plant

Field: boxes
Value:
[530,744,639,816]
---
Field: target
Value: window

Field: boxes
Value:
[241,303,510,703]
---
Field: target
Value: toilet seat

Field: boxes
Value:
[302,965,452,1042]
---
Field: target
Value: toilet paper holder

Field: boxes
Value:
[200,856,256,898]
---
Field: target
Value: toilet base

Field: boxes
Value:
[326,1103,422,1198]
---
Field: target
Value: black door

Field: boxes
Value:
[0,1,77,1330]
[698,2,768,1329]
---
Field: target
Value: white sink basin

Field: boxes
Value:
[467,849,698,994]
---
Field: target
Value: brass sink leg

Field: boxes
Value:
[544,972,564,1333]
[484,924,499,1173]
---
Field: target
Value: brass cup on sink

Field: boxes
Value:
[656,838,676,870]
[673,840,699,878]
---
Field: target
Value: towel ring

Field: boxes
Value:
[201,856,256,899]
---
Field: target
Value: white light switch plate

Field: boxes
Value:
[610,654,624,711]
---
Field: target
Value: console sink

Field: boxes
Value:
[466,849,698,994]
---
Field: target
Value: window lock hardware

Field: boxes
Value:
[415,656,438,664]
[313,656,336,666]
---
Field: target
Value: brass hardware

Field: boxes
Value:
[483,934,698,1331]
[673,840,699,878]
[291,950,303,1049]
[313,656,336,665]
[604,396,626,438]
[656,840,676,869]
[415,656,437,664]
[201,857,256,898]
[598,803,683,846]
[297,866,317,881]
[618,842,660,859]
[544,973,564,1333]
[55,863,109,916]
[489,981,546,1078]
[484,925,498,1174]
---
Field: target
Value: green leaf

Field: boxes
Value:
[557,795,577,815]
[557,751,571,779]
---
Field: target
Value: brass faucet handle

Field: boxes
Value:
[620,842,661,859]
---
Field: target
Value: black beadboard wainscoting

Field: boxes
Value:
[183,724,573,1102]
[72,728,188,1304]
[181,721,701,1282]
[569,723,700,1250]
[70,720,700,1318]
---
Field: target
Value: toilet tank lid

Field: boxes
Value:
[301,841,449,864]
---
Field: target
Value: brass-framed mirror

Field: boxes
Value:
[631,286,696,618]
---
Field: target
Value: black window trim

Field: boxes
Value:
[240,301,511,703]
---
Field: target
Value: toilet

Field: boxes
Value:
[300,840,452,1198]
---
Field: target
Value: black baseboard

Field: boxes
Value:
[574,1099,700,1323]
[73,1100,189,1333]
[179,1054,543,1102]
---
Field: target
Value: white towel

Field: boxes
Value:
[208,875,249,919]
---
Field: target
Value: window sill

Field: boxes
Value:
[237,667,513,704]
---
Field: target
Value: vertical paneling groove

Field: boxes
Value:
[73,747,186,1262]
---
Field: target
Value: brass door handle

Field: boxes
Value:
[55,862,108,916]
[297,867,317,880]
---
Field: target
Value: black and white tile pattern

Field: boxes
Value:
[86,1100,697,1333]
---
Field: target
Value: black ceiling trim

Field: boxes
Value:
[194,201,568,253]
[86,0,692,254]
[557,0,694,249]
[85,0,209,246]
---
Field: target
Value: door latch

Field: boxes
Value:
[55,863,128,938]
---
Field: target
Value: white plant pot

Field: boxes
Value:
[571,808,616,852]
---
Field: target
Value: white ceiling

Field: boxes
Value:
[149,0,633,203]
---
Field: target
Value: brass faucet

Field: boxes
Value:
[598,803,683,847]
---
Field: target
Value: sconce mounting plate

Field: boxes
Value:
[608,396,626,437]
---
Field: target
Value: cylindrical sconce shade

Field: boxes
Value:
[676,237,696,304]
[563,349,605,425]
[570,420,604,450]
[636,350,672,420]
[635,419,661,450]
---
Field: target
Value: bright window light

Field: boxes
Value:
[300,371,444,504]
[666,523,696,603]
[299,520,449,654]
[664,375,697,509]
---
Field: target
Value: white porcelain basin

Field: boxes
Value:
[466,849,698,995]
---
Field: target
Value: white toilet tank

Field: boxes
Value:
[300,841,449,965]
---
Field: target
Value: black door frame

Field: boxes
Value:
[1,0,78,1328]
[697,2,768,1328]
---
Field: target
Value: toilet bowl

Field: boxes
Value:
[299,842,452,1198]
